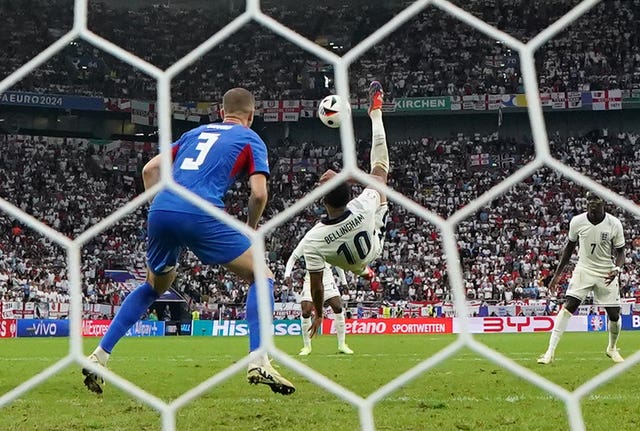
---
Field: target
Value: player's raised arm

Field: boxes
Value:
[284,241,304,287]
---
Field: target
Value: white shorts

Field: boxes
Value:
[301,280,341,303]
[566,270,621,306]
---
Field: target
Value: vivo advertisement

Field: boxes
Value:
[16,319,69,337]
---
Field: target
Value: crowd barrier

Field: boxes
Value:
[3,315,639,339]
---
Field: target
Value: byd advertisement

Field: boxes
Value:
[455,316,604,333]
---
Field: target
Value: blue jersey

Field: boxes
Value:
[150,122,270,215]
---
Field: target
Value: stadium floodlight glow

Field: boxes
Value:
[1,0,634,430]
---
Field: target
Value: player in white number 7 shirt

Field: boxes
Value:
[538,191,626,364]
[303,81,389,338]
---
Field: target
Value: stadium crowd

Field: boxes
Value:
[1,129,640,311]
[2,0,640,101]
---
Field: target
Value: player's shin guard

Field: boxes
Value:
[100,281,158,353]
[369,109,389,173]
[548,308,572,352]
[301,316,312,348]
[247,278,275,352]
[608,317,621,350]
[334,310,347,347]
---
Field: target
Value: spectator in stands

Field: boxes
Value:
[162,305,172,322]
[148,309,158,321]
[3,1,640,100]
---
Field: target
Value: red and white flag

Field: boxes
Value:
[591,89,622,110]
[131,100,157,126]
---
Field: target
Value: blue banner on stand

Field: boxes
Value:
[125,320,164,337]
[192,320,213,336]
[179,321,192,336]
[0,91,104,110]
[17,319,69,337]
[622,315,640,330]
[587,315,607,332]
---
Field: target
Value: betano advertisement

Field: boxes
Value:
[0,316,634,338]
[323,318,453,335]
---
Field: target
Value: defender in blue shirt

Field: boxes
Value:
[83,88,295,396]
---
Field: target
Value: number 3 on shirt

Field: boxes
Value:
[180,132,220,170]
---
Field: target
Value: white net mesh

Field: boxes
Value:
[1,0,639,430]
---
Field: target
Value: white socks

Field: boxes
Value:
[248,350,269,367]
[92,346,110,365]
[301,312,347,348]
[334,310,346,347]
[608,318,621,351]
[301,316,312,348]
[369,110,389,172]
[548,308,572,353]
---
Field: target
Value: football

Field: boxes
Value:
[318,94,349,128]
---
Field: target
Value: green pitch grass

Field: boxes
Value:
[1,332,639,431]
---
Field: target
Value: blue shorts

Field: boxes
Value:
[146,210,251,275]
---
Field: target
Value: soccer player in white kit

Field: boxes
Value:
[303,81,389,338]
[284,244,353,355]
[538,191,626,364]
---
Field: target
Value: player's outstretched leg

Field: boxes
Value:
[538,307,572,364]
[367,80,389,191]
[368,80,384,114]
[245,278,296,395]
[83,280,160,393]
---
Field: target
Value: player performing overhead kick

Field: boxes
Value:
[538,191,626,365]
[302,81,390,338]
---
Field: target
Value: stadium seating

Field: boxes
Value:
[1,0,639,101]
[1,130,639,311]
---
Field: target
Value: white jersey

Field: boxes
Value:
[302,189,386,275]
[568,212,625,277]
[284,240,346,287]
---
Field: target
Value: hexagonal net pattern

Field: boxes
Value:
[1,0,639,430]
